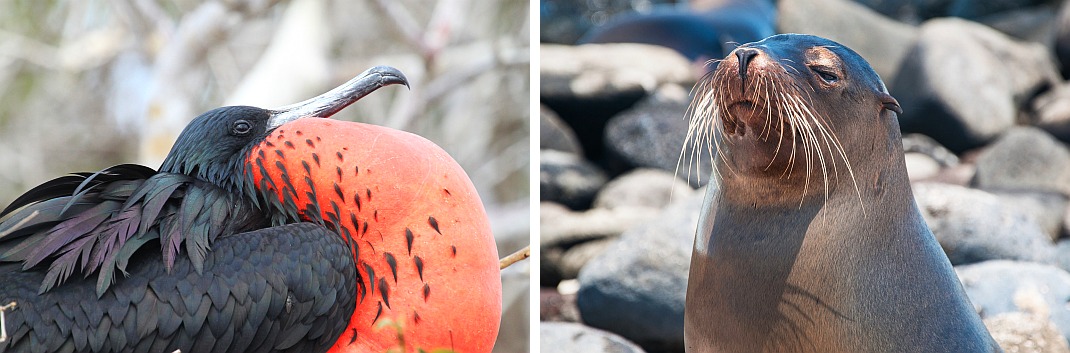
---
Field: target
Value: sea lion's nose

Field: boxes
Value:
[735,48,760,82]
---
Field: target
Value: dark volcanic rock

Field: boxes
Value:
[593,168,695,211]
[973,127,1070,196]
[913,182,1056,265]
[851,0,948,24]
[540,0,642,45]
[1033,82,1070,143]
[576,192,703,351]
[541,43,693,160]
[892,18,1060,153]
[541,287,581,323]
[541,105,584,154]
[903,133,959,181]
[541,202,661,285]
[977,5,1059,44]
[603,84,714,186]
[983,312,1070,353]
[1057,240,1070,273]
[948,0,1052,21]
[957,260,1070,339]
[779,0,919,86]
[854,0,1057,24]
[985,190,1069,242]
[540,321,648,353]
[541,149,609,210]
[1058,2,1070,78]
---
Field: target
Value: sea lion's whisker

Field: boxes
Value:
[815,116,866,215]
[783,89,809,173]
[701,58,726,72]
[790,94,831,204]
[715,127,739,178]
[790,82,866,214]
[680,70,738,183]
[780,59,804,77]
[781,95,804,182]
[759,75,776,141]
[791,83,838,204]
[791,102,818,206]
[791,91,865,215]
[764,80,792,171]
[681,92,709,184]
[782,95,801,180]
[767,88,789,171]
[783,82,829,193]
[808,110,842,179]
[781,89,830,207]
[712,73,733,161]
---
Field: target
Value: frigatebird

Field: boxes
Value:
[0,65,502,353]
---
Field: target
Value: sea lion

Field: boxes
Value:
[682,34,1001,353]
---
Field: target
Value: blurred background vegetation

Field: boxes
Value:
[0,0,529,351]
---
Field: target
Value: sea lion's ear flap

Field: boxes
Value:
[880,93,902,114]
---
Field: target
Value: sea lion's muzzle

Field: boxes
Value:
[716,46,786,138]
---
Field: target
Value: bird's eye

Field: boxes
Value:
[232,120,253,136]
[811,67,838,83]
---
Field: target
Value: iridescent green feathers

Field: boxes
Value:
[0,106,284,297]
[0,164,265,296]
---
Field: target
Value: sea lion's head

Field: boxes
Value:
[687,34,902,204]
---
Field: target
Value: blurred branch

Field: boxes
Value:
[388,43,529,130]
[424,46,529,106]
[0,29,60,69]
[499,245,530,270]
[488,200,531,246]
[474,134,529,190]
[369,0,433,58]
[424,0,466,58]
[224,0,329,107]
[137,0,289,166]
[108,0,174,44]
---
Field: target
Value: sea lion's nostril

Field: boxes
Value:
[736,48,760,82]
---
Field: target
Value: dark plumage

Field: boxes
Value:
[0,107,279,297]
[0,223,356,353]
[0,106,353,353]
[0,66,409,353]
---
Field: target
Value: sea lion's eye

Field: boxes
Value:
[811,67,839,83]
[231,120,253,136]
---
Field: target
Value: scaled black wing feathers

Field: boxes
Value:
[0,223,357,353]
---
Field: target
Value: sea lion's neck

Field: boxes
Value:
[704,140,924,294]
[687,148,990,352]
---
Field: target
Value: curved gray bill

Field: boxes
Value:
[266,65,409,130]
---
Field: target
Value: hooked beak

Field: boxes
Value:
[266,65,409,130]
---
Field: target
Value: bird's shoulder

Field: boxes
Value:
[0,164,266,296]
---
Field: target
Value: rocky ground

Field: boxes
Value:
[540,0,1070,352]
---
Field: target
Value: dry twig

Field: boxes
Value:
[499,245,529,270]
